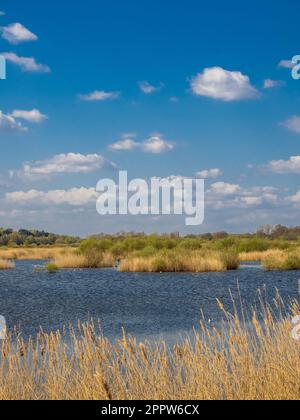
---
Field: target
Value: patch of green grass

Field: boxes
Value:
[45,263,59,273]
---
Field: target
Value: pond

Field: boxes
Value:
[0,261,299,343]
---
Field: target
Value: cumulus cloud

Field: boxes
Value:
[286,191,300,203]
[78,90,120,102]
[1,23,38,44]
[281,116,300,134]
[196,168,222,179]
[190,67,259,101]
[278,60,294,69]
[206,182,279,210]
[12,153,116,180]
[109,134,139,151]
[263,79,283,89]
[11,109,48,123]
[3,52,50,73]
[265,156,300,174]
[0,11,5,16]
[6,187,98,207]
[142,135,175,154]
[109,133,175,154]
[138,81,163,94]
[209,182,241,196]
[0,111,27,132]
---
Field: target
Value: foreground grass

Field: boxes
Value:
[0,304,299,400]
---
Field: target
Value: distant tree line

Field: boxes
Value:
[256,225,300,240]
[0,228,80,247]
[92,225,300,242]
[1,224,300,248]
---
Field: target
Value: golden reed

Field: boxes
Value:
[119,250,239,273]
[0,303,299,400]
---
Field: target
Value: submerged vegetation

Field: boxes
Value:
[0,301,299,400]
[45,263,59,273]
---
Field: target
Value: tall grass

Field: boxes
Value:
[119,250,239,273]
[262,249,300,271]
[0,247,72,261]
[0,304,299,400]
[54,251,115,269]
[239,249,286,262]
[0,259,15,270]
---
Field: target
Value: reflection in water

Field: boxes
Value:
[0,261,299,343]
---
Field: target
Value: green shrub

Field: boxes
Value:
[135,246,157,258]
[78,238,105,268]
[237,238,271,253]
[282,255,300,271]
[212,237,238,251]
[178,238,202,251]
[45,263,59,273]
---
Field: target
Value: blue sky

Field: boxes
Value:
[0,0,300,236]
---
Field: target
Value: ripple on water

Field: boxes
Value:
[0,260,299,343]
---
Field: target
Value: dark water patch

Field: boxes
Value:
[0,261,299,343]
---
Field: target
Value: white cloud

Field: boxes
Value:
[3,52,50,73]
[206,182,279,209]
[196,168,222,179]
[6,187,98,207]
[13,153,116,180]
[287,191,300,204]
[209,182,241,195]
[263,79,283,89]
[278,60,294,69]
[1,23,38,44]
[190,67,259,101]
[281,116,300,134]
[109,134,139,151]
[109,133,175,154]
[109,138,138,151]
[138,81,162,94]
[78,91,119,102]
[11,109,48,123]
[141,134,175,154]
[0,111,27,132]
[266,156,300,174]
[0,11,5,16]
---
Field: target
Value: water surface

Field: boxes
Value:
[0,261,299,342]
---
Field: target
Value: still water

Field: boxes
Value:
[0,261,299,342]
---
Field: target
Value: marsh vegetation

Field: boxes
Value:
[0,301,299,400]
[1,226,300,272]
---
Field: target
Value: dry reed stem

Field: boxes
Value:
[0,306,299,400]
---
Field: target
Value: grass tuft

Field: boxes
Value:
[119,250,239,273]
[45,263,59,273]
[0,259,15,270]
